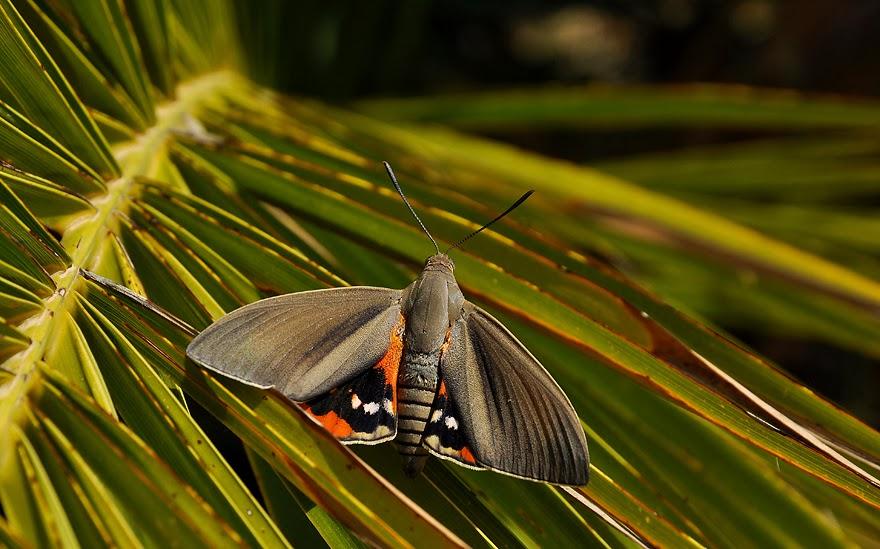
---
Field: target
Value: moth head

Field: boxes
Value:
[424,253,454,273]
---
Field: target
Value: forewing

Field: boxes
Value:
[187,287,402,401]
[300,314,404,444]
[440,302,589,485]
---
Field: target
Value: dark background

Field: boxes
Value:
[235,0,880,425]
[238,1,880,100]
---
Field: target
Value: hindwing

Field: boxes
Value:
[301,314,404,443]
[422,380,482,468]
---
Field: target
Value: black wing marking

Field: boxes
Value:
[439,302,589,485]
[422,380,483,469]
[302,361,398,444]
[187,287,402,401]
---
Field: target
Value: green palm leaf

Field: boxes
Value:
[1,1,878,547]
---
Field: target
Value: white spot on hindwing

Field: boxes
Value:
[430,409,443,423]
[351,394,361,409]
[363,402,380,415]
[445,416,458,430]
[383,399,394,414]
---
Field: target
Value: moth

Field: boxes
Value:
[187,162,589,485]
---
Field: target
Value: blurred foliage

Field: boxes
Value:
[0,0,878,548]
[357,87,880,423]
[234,0,880,99]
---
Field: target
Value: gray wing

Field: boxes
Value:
[187,287,402,401]
[439,302,589,485]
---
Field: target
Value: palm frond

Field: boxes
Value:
[1,1,878,547]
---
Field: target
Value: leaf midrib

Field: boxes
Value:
[0,70,237,443]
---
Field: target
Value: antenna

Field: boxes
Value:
[383,161,440,254]
[446,190,534,253]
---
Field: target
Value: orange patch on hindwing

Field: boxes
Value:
[304,407,354,438]
[459,447,476,464]
[376,313,405,412]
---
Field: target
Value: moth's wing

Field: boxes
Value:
[299,317,403,444]
[438,302,589,485]
[422,380,484,469]
[186,286,403,402]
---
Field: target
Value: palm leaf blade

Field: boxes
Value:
[0,1,878,547]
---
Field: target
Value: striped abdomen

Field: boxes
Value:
[395,349,440,476]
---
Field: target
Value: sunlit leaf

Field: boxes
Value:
[1,1,878,547]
